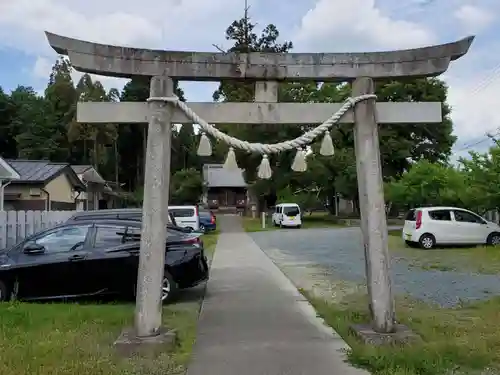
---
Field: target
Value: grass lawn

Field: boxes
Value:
[388,229,500,274]
[242,212,344,232]
[202,230,219,259]
[306,291,500,375]
[0,231,219,375]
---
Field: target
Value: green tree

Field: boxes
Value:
[459,142,500,213]
[375,78,456,177]
[170,168,203,205]
[173,123,200,172]
[118,77,186,190]
[11,86,60,159]
[385,160,467,209]
[44,57,77,161]
[212,15,309,210]
[0,87,18,158]
[69,74,118,168]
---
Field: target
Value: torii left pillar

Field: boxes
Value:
[134,76,174,338]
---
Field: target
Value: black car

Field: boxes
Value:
[0,219,208,303]
[66,209,192,233]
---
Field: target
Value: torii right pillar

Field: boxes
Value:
[352,76,395,334]
[349,32,473,339]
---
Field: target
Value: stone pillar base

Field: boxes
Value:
[113,327,177,358]
[350,323,421,346]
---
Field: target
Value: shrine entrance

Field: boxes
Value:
[45,31,473,339]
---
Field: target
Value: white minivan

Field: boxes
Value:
[272,203,302,228]
[168,205,200,232]
[403,206,500,249]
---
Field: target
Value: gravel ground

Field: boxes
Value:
[249,228,500,307]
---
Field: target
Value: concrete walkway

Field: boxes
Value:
[187,216,368,375]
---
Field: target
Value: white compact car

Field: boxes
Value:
[272,203,302,228]
[402,206,500,249]
[168,205,200,232]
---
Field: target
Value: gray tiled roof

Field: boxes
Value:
[0,157,20,179]
[6,160,68,182]
[71,165,106,184]
[203,164,247,188]
[71,165,92,174]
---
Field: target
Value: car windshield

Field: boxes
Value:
[283,206,300,216]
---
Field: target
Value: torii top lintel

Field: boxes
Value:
[45,32,474,81]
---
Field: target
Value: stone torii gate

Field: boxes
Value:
[45,32,473,342]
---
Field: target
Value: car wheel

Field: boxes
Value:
[161,271,178,304]
[186,227,194,232]
[0,280,11,302]
[199,224,206,233]
[297,225,302,229]
[487,232,500,246]
[419,234,436,250]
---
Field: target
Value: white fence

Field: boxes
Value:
[0,210,76,249]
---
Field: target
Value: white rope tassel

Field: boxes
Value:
[223,147,239,170]
[291,149,307,172]
[197,132,212,156]
[257,154,272,179]
[319,131,335,156]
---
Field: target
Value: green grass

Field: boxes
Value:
[305,291,500,375]
[388,229,500,274]
[242,212,344,232]
[0,302,198,375]
[201,230,219,258]
[0,232,220,375]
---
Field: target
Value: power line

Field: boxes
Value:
[468,62,500,97]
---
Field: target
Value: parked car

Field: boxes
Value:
[198,209,216,233]
[403,206,500,249]
[67,208,191,233]
[0,219,208,303]
[168,205,200,232]
[272,203,302,228]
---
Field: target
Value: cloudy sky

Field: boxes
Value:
[0,0,498,159]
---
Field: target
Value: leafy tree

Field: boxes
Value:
[212,14,309,209]
[44,57,77,161]
[459,142,500,213]
[118,77,187,190]
[385,160,467,209]
[69,74,117,166]
[276,186,321,213]
[169,168,203,205]
[0,87,17,158]
[173,123,200,172]
[11,86,60,159]
[375,78,456,177]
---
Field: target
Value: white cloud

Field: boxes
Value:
[292,0,500,152]
[0,0,242,54]
[0,0,243,92]
[32,56,127,93]
[447,66,500,142]
[454,4,495,33]
[293,0,435,51]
